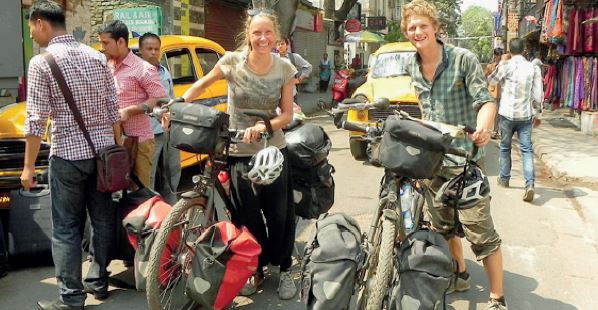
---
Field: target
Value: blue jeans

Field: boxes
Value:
[49,156,115,306]
[498,115,535,188]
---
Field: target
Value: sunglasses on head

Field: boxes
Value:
[247,8,274,16]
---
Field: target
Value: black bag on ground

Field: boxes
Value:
[7,186,52,259]
[169,102,230,154]
[379,115,452,179]
[285,124,335,219]
[389,230,455,310]
[300,213,364,310]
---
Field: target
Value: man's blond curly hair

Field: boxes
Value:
[400,0,440,34]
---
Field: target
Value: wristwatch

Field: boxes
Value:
[141,103,151,114]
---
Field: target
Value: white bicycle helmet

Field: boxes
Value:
[247,146,284,185]
[435,164,490,210]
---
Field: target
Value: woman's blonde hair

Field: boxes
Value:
[236,11,281,52]
[400,0,440,34]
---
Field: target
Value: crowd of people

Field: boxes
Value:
[10,0,545,309]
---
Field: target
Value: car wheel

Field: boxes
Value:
[350,139,368,161]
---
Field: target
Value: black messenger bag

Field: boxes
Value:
[379,115,452,179]
[169,102,230,154]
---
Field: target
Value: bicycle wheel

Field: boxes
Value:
[146,196,208,310]
[366,216,396,310]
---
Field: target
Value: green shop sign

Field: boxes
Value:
[113,7,162,37]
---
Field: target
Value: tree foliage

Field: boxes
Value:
[384,20,407,43]
[404,0,462,37]
[459,5,493,62]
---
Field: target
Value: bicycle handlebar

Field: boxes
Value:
[156,97,274,136]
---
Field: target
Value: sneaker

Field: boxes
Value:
[239,273,265,296]
[523,186,535,202]
[278,271,297,300]
[497,177,509,188]
[83,283,109,300]
[446,272,470,294]
[485,298,508,310]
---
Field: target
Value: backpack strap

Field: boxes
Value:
[43,53,98,157]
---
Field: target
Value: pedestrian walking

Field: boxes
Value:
[319,53,332,92]
[99,21,167,188]
[276,37,312,99]
[485,48,506,139]
[182,10,297,300]
[20,1,121,309]
[401,1,507,309]
[488,38,543,202]
[138,32,181,205]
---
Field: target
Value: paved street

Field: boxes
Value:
[1,101,597,309]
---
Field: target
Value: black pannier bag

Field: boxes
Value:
[284,124,335,219]
[389,230,455,310]
[169,102,230,154]
[285,123,332,168]
[300,213,364,310]
[379,115,452,179]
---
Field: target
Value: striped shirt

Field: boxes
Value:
[405,41,494,165]
[109,51,167,142]
[487,55,543,121]
[25,35,119,161]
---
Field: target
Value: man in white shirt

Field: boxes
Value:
[276,38,312,98]
[488,38,543,202]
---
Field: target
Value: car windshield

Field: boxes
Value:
[371,51,415,78]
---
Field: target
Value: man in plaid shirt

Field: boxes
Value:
[99,21,167,188]
[20,1,120,309]
[402,1,507,310]
[487,38,543,203]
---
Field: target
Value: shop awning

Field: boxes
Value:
[345,31,385,43]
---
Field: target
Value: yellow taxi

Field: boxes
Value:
[348,41,421,160]
[0,35,227,197]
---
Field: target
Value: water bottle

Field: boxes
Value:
[217,171,231,197]
[400,183,414,233]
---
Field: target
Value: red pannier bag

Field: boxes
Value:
[185,221,261,310]
[122,196,181,290]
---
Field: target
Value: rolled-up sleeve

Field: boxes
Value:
[103,61,120,124]
[25,58,51,137]
[463,53,494,111]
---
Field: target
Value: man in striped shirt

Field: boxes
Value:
[488,38,543,202]
[21,1,120,309]
[99,21,167,188]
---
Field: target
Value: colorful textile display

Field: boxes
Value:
[544,56,598,111]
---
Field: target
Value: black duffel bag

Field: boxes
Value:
[169,102,230,154]
[379,115,452,179]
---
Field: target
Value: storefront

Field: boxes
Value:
[539,0,598,113]
[291,3,327,80]
[204,0,247,51]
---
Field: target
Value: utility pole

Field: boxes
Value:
[502,0,508,51]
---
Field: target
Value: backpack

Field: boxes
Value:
[122,195,180,291]
[185,221,261,310]
[389,230,455,310]
[300,213,364,310]
[285,123,335,219]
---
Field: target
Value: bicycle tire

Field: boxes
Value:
[146,196,207,310]
[366,217,396,310]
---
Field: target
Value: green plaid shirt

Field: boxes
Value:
[405,41,494,165]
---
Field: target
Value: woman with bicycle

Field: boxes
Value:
[181,10,298,300]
